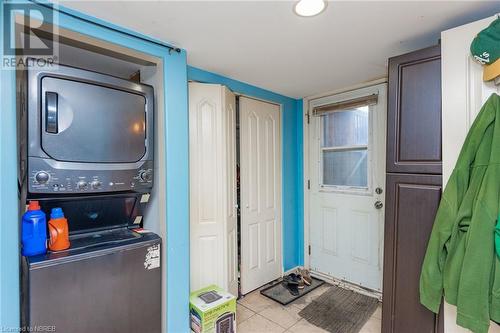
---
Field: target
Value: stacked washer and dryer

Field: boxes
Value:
[18,62,161,333]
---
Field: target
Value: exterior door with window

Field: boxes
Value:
[308,83,386,291]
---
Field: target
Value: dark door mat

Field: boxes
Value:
[298,285,379,333]
[260,277,325,305]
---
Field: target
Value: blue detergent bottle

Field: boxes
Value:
[21,201,47,256]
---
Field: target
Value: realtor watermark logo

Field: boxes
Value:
[2,1,59,70]
[1,326,56,332]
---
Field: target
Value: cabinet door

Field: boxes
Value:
[382,173,443,333]
[386,45,442,174]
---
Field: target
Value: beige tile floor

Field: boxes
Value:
[236,283,382,333]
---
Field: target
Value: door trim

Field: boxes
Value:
[239,94,284,294]
[302,78,387,273]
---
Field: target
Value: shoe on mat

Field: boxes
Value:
[283,274,299,286]
[298,268,312,286]
[287,272,304,289]
[296,274,305,289]
[282,280,299,296]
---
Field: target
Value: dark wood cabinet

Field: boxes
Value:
[382,173,443,333]
[386,45,442,174]
[382,45,443,333]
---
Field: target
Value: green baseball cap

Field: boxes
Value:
[470,17,500,81]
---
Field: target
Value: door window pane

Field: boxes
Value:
[320,105,370,188]
[322,149,368,187]
[322,107,369,147]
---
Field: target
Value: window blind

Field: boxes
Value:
[312,94,378,117]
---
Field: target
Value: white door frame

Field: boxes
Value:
[237,94,285,291]
[302,78,387,274]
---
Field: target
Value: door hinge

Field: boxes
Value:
[306,113,310,124]
[307,180,310,189]
[308,245,311,256]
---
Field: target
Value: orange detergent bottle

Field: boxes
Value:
[48,207,70,251]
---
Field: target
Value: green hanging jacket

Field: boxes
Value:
[420,93,500,333]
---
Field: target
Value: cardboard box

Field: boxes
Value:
[190,285,236,333]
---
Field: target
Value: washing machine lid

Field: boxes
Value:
[38,192,147,234]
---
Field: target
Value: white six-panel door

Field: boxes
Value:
[240,96,282,295]
[189,82,238,296]
[307,84,386,292]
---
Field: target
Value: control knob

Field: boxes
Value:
[90,180,102,190]
[77,180,88,190]
[35,171,50,184]
[140,170,153,182]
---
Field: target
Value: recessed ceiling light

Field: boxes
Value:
[294,0,327,17]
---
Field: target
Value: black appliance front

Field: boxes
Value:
[36,192,150,234]
[19,62,155,196]
[22,230,162,333]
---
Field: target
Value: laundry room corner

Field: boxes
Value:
[187,66,305,273]
[5,1,499,333]
[0,2,190,332]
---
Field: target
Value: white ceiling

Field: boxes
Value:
[62,1,500,98]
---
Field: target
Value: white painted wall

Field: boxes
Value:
[441,14,500,333]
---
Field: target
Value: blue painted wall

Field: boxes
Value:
[0,2,190,332]
[295,99,304,266]
[188,67,304,271]
[0,2,20,329]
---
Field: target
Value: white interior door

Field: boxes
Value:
[308,84,386,292]
[240,96,282,295]
[189,83,238,296]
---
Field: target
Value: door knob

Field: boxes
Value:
[375,187,383,194]
[374,201,384,209]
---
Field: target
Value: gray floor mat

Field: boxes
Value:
[298,285,379,333]
[260,277,325,305]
